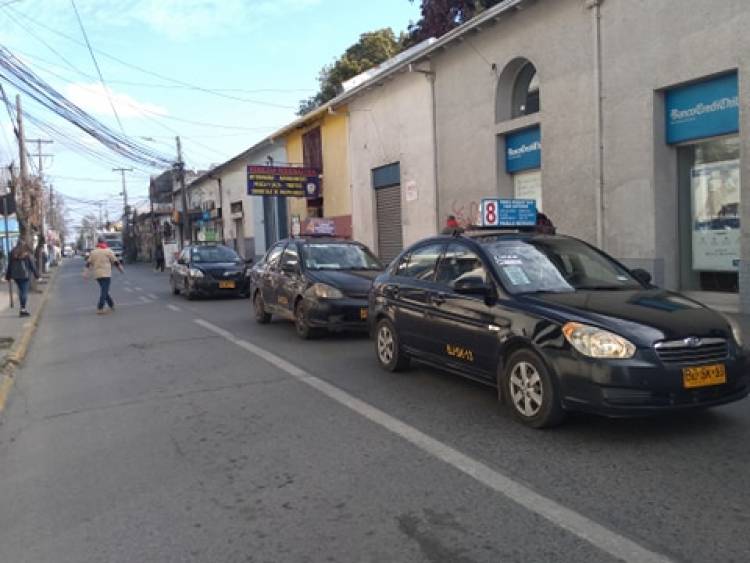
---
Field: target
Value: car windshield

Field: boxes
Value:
[483,237,642,294]
[191,246,240,263]
[302,243,382,271]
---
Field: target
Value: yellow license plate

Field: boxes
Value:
[219,281,236,289]
[682,364,726,389]
[360,308,368,320]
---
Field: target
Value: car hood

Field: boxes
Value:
[306,269,382,295]
[518,288,732,344]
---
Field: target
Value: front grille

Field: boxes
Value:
[655,338,728,365]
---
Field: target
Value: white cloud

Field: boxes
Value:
[36,0,321,41]
[65,82,168,118]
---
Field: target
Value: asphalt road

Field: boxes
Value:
[0,259,749,563]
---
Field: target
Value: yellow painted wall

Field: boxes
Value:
[282,107,350,220]
[285,131,307,219]
[320,110,350,218]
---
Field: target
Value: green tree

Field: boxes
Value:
[298,28,405,115]
[406,0,504,45]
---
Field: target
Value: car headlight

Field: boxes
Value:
[721,314,743,348]
[188,268,204,278]
[308,283,343,299]
[562,322,636,359]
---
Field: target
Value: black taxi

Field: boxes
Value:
[170,244,251,299]
[249,237,383,338]
[369,230,748,428]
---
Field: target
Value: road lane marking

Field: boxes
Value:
[147,293,159,300]
[192,318,672,563]
[124,288,134,293]
[135,286,143,291]
[167,304,181,312]
[139,296,151,303]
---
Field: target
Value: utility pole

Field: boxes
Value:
[27,138,52,276]
[15,95,31,247]
[113,167,133,261]
[175,136,191,248]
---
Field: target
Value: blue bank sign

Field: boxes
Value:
[505,126,541,173]
[666,73,739,144]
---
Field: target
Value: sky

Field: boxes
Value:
[0,0,420,233]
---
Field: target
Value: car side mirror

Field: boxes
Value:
[453,276,491,296]
[631,268,652,286]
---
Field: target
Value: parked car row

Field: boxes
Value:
[171,233,749,428]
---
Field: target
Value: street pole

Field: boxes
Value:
[113,167,133,261]
[2,180,13,309]
[27,138,52,276]
[175,136,191,248]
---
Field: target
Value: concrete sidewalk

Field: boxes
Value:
[0,267,59,413]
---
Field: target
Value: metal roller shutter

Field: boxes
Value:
[376,185,403,264]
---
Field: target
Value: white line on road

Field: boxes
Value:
[134,286,143,291]
[124,288,134,293]
[139,296,151,303]
[166,304,181,312]
[192,318,672,563]
[147,293,159,300]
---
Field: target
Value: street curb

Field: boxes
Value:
[0,267,60,416]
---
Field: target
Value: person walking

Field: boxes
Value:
[154,242,165,273]
[5,241,39,317]
[441,214,464,234]
[86,237,124,315]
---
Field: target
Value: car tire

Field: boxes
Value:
[294,300,319,340]
[171,277,180,295]
[502,349,565,429]
[254,292,271,324]
[375,318,410,372]
[185,280,196,301]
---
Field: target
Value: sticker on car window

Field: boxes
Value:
[493,254,522,266]
[503,265,530,285]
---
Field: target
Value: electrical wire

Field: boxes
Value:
[0,47,174,168]
[2,5,298,110]
[69,0,124,133]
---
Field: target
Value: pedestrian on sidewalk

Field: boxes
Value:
[154,242,165,273]
[5,241,39,317]
[85,237,124,315]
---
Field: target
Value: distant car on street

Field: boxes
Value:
[369,229,748,428]
[249,237,384,339]
[170,244,252,299]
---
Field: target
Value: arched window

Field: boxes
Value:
[512,62,539,118]
[495,58,541,123]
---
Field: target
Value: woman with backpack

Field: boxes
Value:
[5,241,39,317]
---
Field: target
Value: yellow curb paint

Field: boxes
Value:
[0,266,60,415]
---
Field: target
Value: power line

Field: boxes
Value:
[69,0,124,133]
[2,5,297,110]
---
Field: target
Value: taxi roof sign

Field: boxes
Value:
[480,198,537,227]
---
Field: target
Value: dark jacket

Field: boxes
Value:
[6,255,38,281]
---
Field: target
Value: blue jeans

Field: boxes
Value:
[15,279,29,309]
[96,277,114,310]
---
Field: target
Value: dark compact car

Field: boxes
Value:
[170,244,252,299]
[369,230,748,428]
[249,237,384,338]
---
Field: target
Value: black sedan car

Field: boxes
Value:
[170,244,251,299]
[369,230,748,428]
[249,237,383,338]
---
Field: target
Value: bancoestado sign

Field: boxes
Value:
[666,73,739,144]
[247,165,321,198]
[505,126,541,173]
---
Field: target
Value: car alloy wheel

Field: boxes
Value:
[503,349,564,429]
[509,361,543,418]
[294,301,316,339]
[254,292,271,324]
[375,318,410,372]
